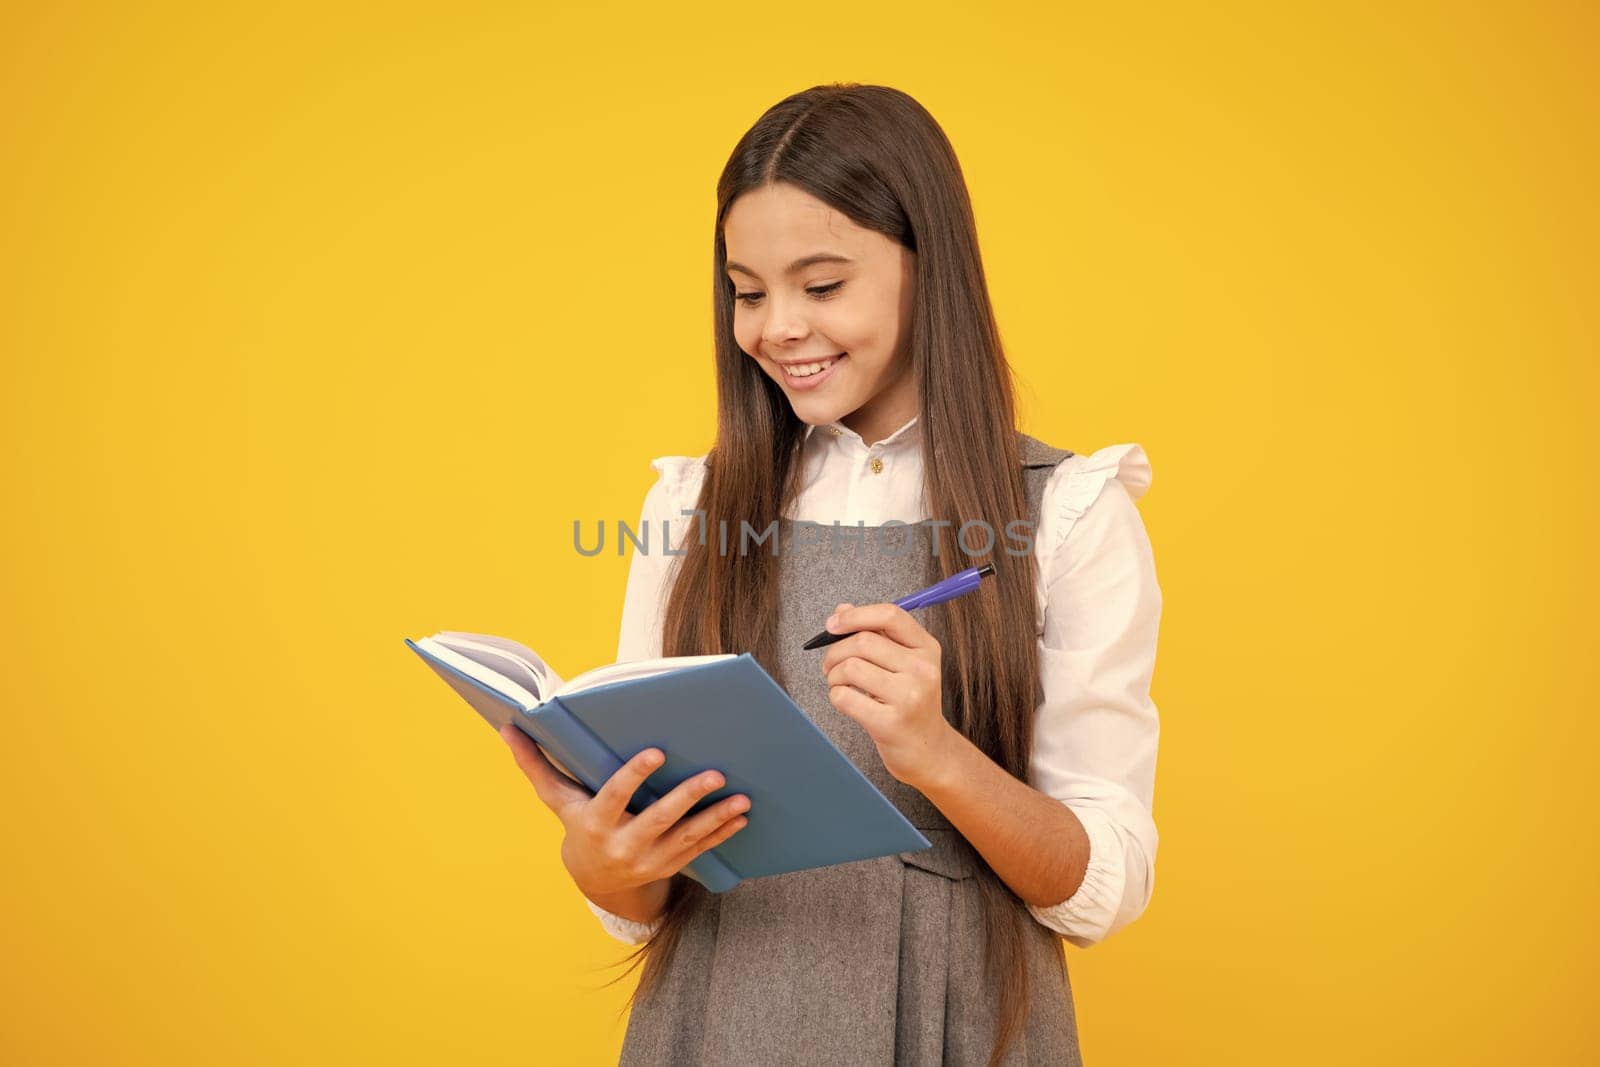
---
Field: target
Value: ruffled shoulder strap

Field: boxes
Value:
[645,453,709,517]
[1030,442,1153,628]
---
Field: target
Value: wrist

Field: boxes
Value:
[582,877,671,926]
[915,721,969,800]
[561,840,673,925]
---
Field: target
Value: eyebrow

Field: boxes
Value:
[725,253,856,279]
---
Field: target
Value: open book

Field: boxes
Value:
[406,630,931,893]
[411,630,734,732]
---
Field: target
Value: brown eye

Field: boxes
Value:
[732,282,843,308]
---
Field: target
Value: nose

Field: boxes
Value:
[760,296,809,349]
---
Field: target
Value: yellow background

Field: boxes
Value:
[3,2,1595,1064]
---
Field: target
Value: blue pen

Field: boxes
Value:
[801,563,997,650]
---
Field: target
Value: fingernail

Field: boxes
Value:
[825,614,839,632]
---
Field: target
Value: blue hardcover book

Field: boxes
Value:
[405,631,931,893]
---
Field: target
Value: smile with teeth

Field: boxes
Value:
[781,355,843,378]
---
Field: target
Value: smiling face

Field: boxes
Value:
[723,182,918,445]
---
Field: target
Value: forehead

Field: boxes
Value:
[723,183,872,266]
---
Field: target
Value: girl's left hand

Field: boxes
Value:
[819,602,958,789]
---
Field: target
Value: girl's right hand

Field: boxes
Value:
[498,724,751,899]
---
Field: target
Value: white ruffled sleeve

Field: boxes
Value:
[584,895,664,945]
[615,454,709,663]
[589,454,707,944]
[1023,443,1163,948]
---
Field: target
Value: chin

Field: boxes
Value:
[791,396,851,421]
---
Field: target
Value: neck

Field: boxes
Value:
[840,397,919,447]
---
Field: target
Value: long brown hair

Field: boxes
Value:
[604,82,1059,1067]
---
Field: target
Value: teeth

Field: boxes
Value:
[783,356,839,378]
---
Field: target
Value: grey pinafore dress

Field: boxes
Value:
[620,433,1084,1066]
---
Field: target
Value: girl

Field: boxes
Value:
[499,83,1162,1066]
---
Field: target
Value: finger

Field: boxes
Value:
[825,656,899,705]
[655,807,751,874]
[645,791,750,862]
[820,629,916,676]
[823,603,855,635]
[500,725,594,815]
[825,659,902,710]
[830,602,934,651]
[621,767,730,850]
[590,746,668,825]
[828,681,889,727]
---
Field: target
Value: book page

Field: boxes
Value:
[555,653,737,698]
[422,630,735,704]
[428,632,564,703]
[412,637,544,709]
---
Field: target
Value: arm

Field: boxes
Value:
[918,731,1095,907]
[587,455,708,943]
[926,469,1163,945]
[584,879,673,936]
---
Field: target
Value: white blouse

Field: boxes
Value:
[585,416,1162,949]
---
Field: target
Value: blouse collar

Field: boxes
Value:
[802,414,921,452]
